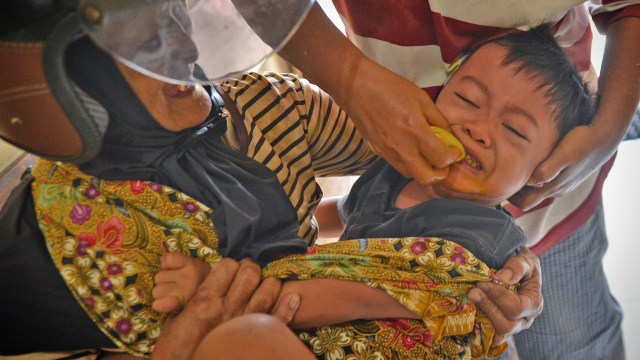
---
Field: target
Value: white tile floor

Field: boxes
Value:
[602,140,640,357]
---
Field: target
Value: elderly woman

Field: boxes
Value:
[0,33,371,356]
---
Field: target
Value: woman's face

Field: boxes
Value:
[98,0,199,82]
[116,62,211,132]
[432,44,560,206]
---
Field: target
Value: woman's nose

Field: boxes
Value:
[176,32,199,64]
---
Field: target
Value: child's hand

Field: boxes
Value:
[152,252,211,314]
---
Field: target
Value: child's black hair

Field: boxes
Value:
[486,25,596,141]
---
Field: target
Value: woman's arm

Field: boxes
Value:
[278,278,418,329]
[280,3,458,186]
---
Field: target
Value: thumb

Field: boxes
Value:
[422,102,449,130]
[529,143,573,186]
[529,161,561,187]
[271,293,301,324]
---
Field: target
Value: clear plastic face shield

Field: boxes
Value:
[79,0,314,84]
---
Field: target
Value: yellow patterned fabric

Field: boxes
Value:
[31,159,221,357]
[32,156,512,359]
[264,238,513,359]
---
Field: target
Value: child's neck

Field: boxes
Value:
[396,180,502,209]
[395,180,439,209]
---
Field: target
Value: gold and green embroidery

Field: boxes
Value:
[32,158,511,359]
[264,238,513,359]
[31,159,221,357]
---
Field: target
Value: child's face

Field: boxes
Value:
[433,44,559,207]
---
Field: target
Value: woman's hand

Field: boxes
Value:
[152,258,300,360]
[341,59,462,186]
[468,247,543,346]
[508,121,619,210]
[280,3,461,186]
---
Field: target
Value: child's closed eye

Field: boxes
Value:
[503,124,528,141]
[455,92,480,109]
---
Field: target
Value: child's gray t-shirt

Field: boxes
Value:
[339,159,527,269]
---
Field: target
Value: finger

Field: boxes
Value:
[468,287,514,336]
[422,103,449,130]
[373,139,446,187]
[270,293,301,325]
[508,185,552,211]
[494,248,538,285]
[160,252,192,270]
[416,127,460,169]
[152,283,186,313]
[422,107,461,167]
[222,259,262,318]
[197,258,240,297]
[402,153,449,187]
[530,138,574,185]
[530,161,564,186]
[152,294,185,314]
[244,277,283,314]
[154,268,186,286]
[509,150,572,210]
[485,249,543,319]
[181,259,242,328]
[152,283,179,300]
[468,287,527,343]
[476,281,538,320]
[154,253,192,285]
[491,334,511,347]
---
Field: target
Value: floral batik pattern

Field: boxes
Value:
[31,158,512,359]
[31,159,222,357]
[263,237,515,359]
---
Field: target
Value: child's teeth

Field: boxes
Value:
[464,155,480,169]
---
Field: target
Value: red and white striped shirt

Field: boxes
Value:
[331,0,640,253]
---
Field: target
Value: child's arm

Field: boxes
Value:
[278,278,418,329]
[314,196,346,239]
[153,253,418,328]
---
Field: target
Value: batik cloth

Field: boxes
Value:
[265,237,513,359]
[31,159,222,357]
[32,158,512,359]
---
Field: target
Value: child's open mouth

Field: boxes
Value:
[164,84,196,98]
[463,154,481,170]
